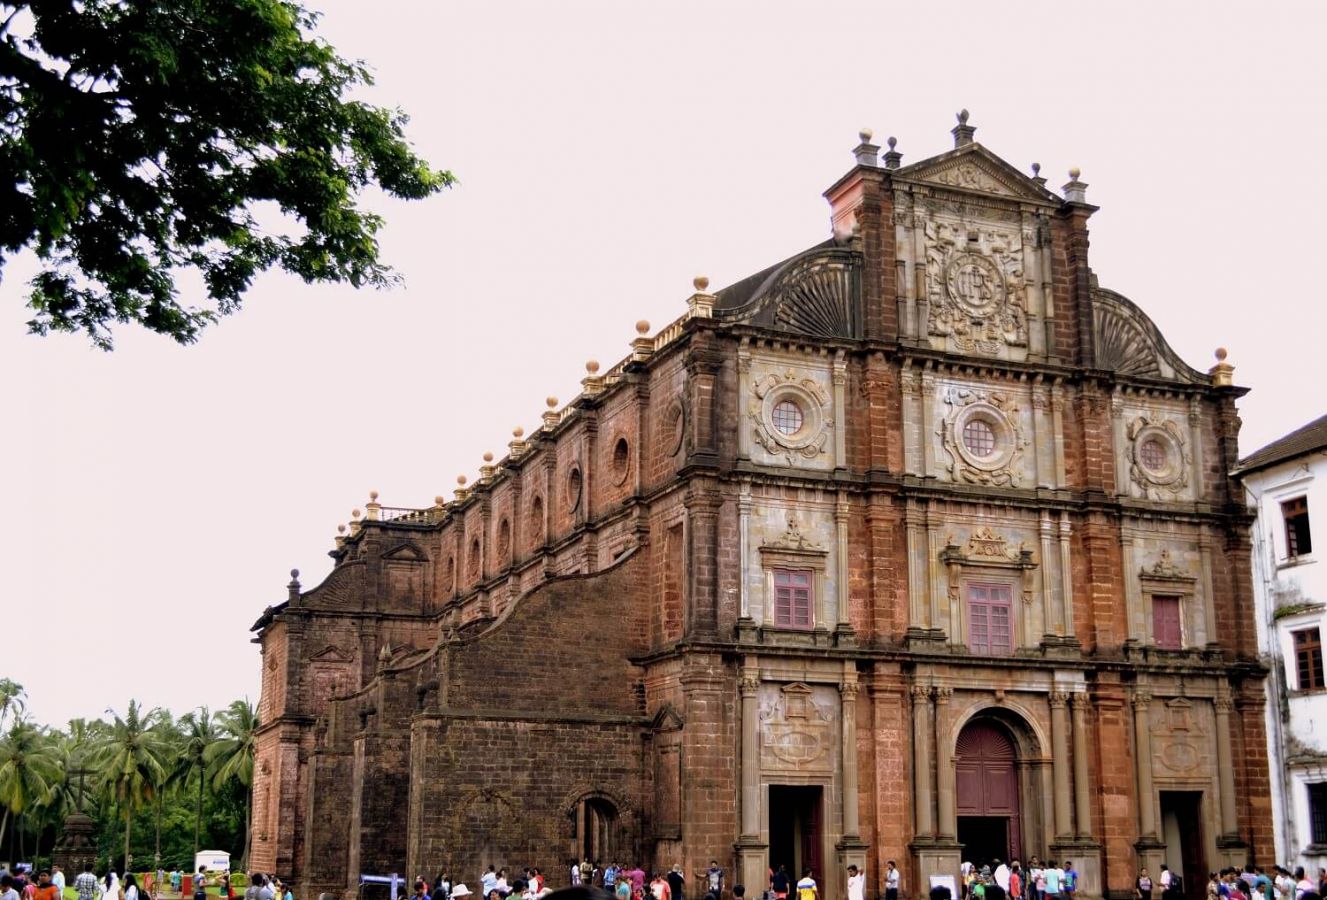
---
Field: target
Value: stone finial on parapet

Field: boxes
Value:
[287,568,301,603]
[365,490,381,521]
[542,396,561,430]
[335,523,347,550]
[1030,162,1047,189]
[1062,167,1088,204]
[631,319,653,362]
[348,507,362,535]
[853,128,880,167]
[582,359,604,396]
[952,109,976,148]
[454,474,470,503]
[1209,347,1235,387]
[480,451,497,482]
[509,425,528,459]
[883,136,902,170]
[688,276,714,319]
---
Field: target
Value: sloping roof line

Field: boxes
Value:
[1235,412,1327,475]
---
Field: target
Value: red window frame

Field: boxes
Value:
[1151,595,1183,650]
[773,568,813,629]
[967,582,1013,656]
[1295,627,1325,690]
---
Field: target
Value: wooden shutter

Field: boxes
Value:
[1152,596,1182,650]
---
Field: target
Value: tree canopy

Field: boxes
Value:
[1,0,452,348]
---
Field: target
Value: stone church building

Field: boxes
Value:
[250,114,1273,900]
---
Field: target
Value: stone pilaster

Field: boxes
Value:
[736,661,767,891]
[1131,691,1156,839]
[1071,692,1092,838]
[934,686,956,838]
[911,684,934,838]
[1050,691,1073,839]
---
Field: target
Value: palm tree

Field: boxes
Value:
[0,681,26,731]
[173,707,218,859]
[0,719,62,855]
[206,699,258,867]
[91,701,171,871]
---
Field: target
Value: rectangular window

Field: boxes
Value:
[1310,782,1327,845]
[1152,596,1183,650]
[773,568,813,629]
[967,583,1013,656]
[1283,497,1312,558]
[1295,627,1325,690]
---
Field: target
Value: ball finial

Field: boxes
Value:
[859,128,873,143]
[586,359,600,374]
[693,275,709,291]
[483,451,494,463]
[958,109,969,124]
[337,523,346,534]
[434,496,444,506]
[1031,162,1041,176]
[635,319,651,335]
[369,490,379,501]
[1069,166,1081,179]
[290,568,300,579]
[351,508,361,519]
[546,395,558,409]
[887,136,897,150]
[513,425,524,438]
[456,474,467,486]
[1215,347,1228,362]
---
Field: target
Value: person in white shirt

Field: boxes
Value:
[3,874,22,900]
[994,863,1011,894]
[885,862,900,900]
[847,866,864,900]
[51,869,66,896]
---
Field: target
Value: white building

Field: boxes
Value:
[1236,413,1327,872]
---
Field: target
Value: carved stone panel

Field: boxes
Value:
[923,219,1029,358]
[746,355,837,471]
[938,385,1028,487]
[1127,411,1191,500]
[758,682,837,773]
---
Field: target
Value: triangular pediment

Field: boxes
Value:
[895,145,1059,205]
[382,542,427,562]
[309,644,355,663]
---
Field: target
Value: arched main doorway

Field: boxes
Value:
[955,719,1021,866]
[571,796,619,862]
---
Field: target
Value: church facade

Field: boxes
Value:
[250,115,1273,900]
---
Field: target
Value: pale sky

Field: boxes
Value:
[4,0,1325,728]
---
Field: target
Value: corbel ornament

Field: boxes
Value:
[940,526,1038,604]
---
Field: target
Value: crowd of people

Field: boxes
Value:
[406,861,733,900]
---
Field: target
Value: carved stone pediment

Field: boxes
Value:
[309,644,356,663]
[940,526,1037,605]
[760,516,826,556]
[1139,549,1195,582]
[383,542,427,562]
[895,146,1058,205]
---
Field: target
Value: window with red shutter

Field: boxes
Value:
[1152,596,1182,650]
[1295,628,1324,690]
[773,568,813,629]
[967,583,1013,655]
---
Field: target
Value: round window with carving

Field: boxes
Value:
[962,418,997,458]
[771,399,804,436]
[1139,438,1168,472]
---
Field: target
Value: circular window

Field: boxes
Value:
[568,467,583,511]
[1139,438,1168,472]
[771,399,804,435]
[962,419,997,458]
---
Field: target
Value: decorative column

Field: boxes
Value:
[832,352,848,468]
[1214,693,1239,839]
[920,369,936,478]
[737,340,752,459]
[737,482,755,641]
[737,662,767,893]
[1058,512,1075,641]
[1188,397,1204,498]
[912,684,934,838]
[934,687,956,838]
[835,491,853,642]
[1039,512,1056,643]
[840,677,861,838]
[1050,383,1067,486]
[740,664,761,838]
[1071,692,1092,838]
[1049,691,1073,839]
[1131,691,1157,838]
[1112,391,1130,497]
